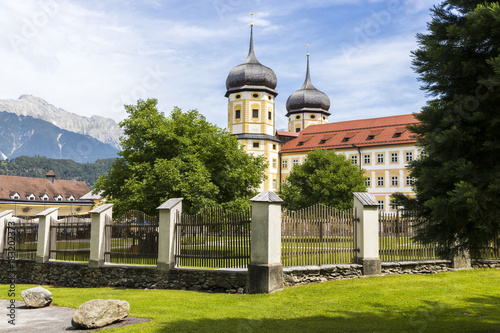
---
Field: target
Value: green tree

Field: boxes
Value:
[94,99,266,216]
[279,149,366,210]
[394,1,500,256]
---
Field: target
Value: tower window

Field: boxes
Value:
[253,142,260,148]
[295,115,300,119]
[295,127,300,133]
[235,94,241,99]
[235,110,241,119]
[323,116,326,120]
[272,144,277,150]
[252,93,259,98]
[268,96,272,100]
[310,114,316,119]
[252,109,259,118]
[268,111,272,120]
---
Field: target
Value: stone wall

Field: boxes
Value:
[382,260,453,275]
[472,259,500,268]
[283,264,363,286]
[1,259,247,294]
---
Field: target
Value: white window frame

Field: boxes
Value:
[406,151,413,162]
[378,200,384,210]
[391,176,398,186]
[27,194,35,201]
[391,153,398,163]
[365,177,371,187]
[293,159,299,166]
[351,155,358,165]
[364,154,370,164]
[406,176,413,186]
[377,177,384,187]
[377,153,384,163]
[282,160,288,169]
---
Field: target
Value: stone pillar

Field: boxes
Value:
[157,198,183,271]
[353,192,381,275]
[0,210,13,255]
[36,207,59,264]
[248,191,283,294]
[451,252,471,269]
[89,204,113,268]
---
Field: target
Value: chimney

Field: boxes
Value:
[46,170,56,184]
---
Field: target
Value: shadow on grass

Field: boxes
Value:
[157,296,500,333]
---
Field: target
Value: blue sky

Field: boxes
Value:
[0,0,438,130]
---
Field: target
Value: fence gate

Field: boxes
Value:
[175,206,251,269]
[2,217,39,260]
[49,216,91,262]
[104,210,159,265]
[281,204,358,267]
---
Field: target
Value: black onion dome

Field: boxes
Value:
[286,55,330,117]
[225,26,277,97]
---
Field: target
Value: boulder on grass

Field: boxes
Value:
[71,299,130,329]
[21,286,53,308]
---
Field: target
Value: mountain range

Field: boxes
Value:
[0,95,122,162]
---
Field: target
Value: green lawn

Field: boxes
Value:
[2,269,499,332]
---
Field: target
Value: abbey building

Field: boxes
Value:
[225,26,418,212]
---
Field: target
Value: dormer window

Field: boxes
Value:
[67,195,75,202]
[342,132,358,142]
[56,195,63,201]
[41,194,50,201]
[27,194,36,201]
[319,134,335,145]
[10,192,20,200]
[394,127,407,138]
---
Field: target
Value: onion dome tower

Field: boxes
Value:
[286,53,330,132]
[225,23,280,192]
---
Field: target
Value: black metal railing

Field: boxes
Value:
[175,206,251,269]
[49,216,91,262]
[104,210,159,265]
[281,204,358,267]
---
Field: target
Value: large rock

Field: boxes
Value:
[71,299,130,329]
[21,286,53,308]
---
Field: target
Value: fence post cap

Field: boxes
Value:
[0,210,13,218]
[89,203,114,214]
[157,198,183,210]
[353,192,378,207]
[36,207,59,217]
[250,191,283,203]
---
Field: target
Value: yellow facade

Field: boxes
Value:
[288,112,329,133]
[280,143,418,213]
[227,91,279,192]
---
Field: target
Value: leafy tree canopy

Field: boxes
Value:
[394,1,500,257]
[94,99,266,216]
[279,149,366,211]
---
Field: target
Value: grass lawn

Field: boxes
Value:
[2,269,499,332]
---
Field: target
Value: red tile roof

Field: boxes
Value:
[281,114,419,153]
[0,175,90,201]
[276,130,299,137]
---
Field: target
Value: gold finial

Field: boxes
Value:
[250,12,257,26]
[305,43,310,56]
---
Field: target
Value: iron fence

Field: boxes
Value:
[281,204,358,267]
[175,206,251,269]
[49,216,91,262]
[379,211,442,261]
[479,235,500,259]
[2,217,38,260]
[104,210,159,265]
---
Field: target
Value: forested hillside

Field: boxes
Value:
[0,156,116,188]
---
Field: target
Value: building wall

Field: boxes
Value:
[228,90,279,192]
[288,112,328,133]
[280,143,418,212]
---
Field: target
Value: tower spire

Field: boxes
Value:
[302,46,316,90]
[245,13,259,64]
